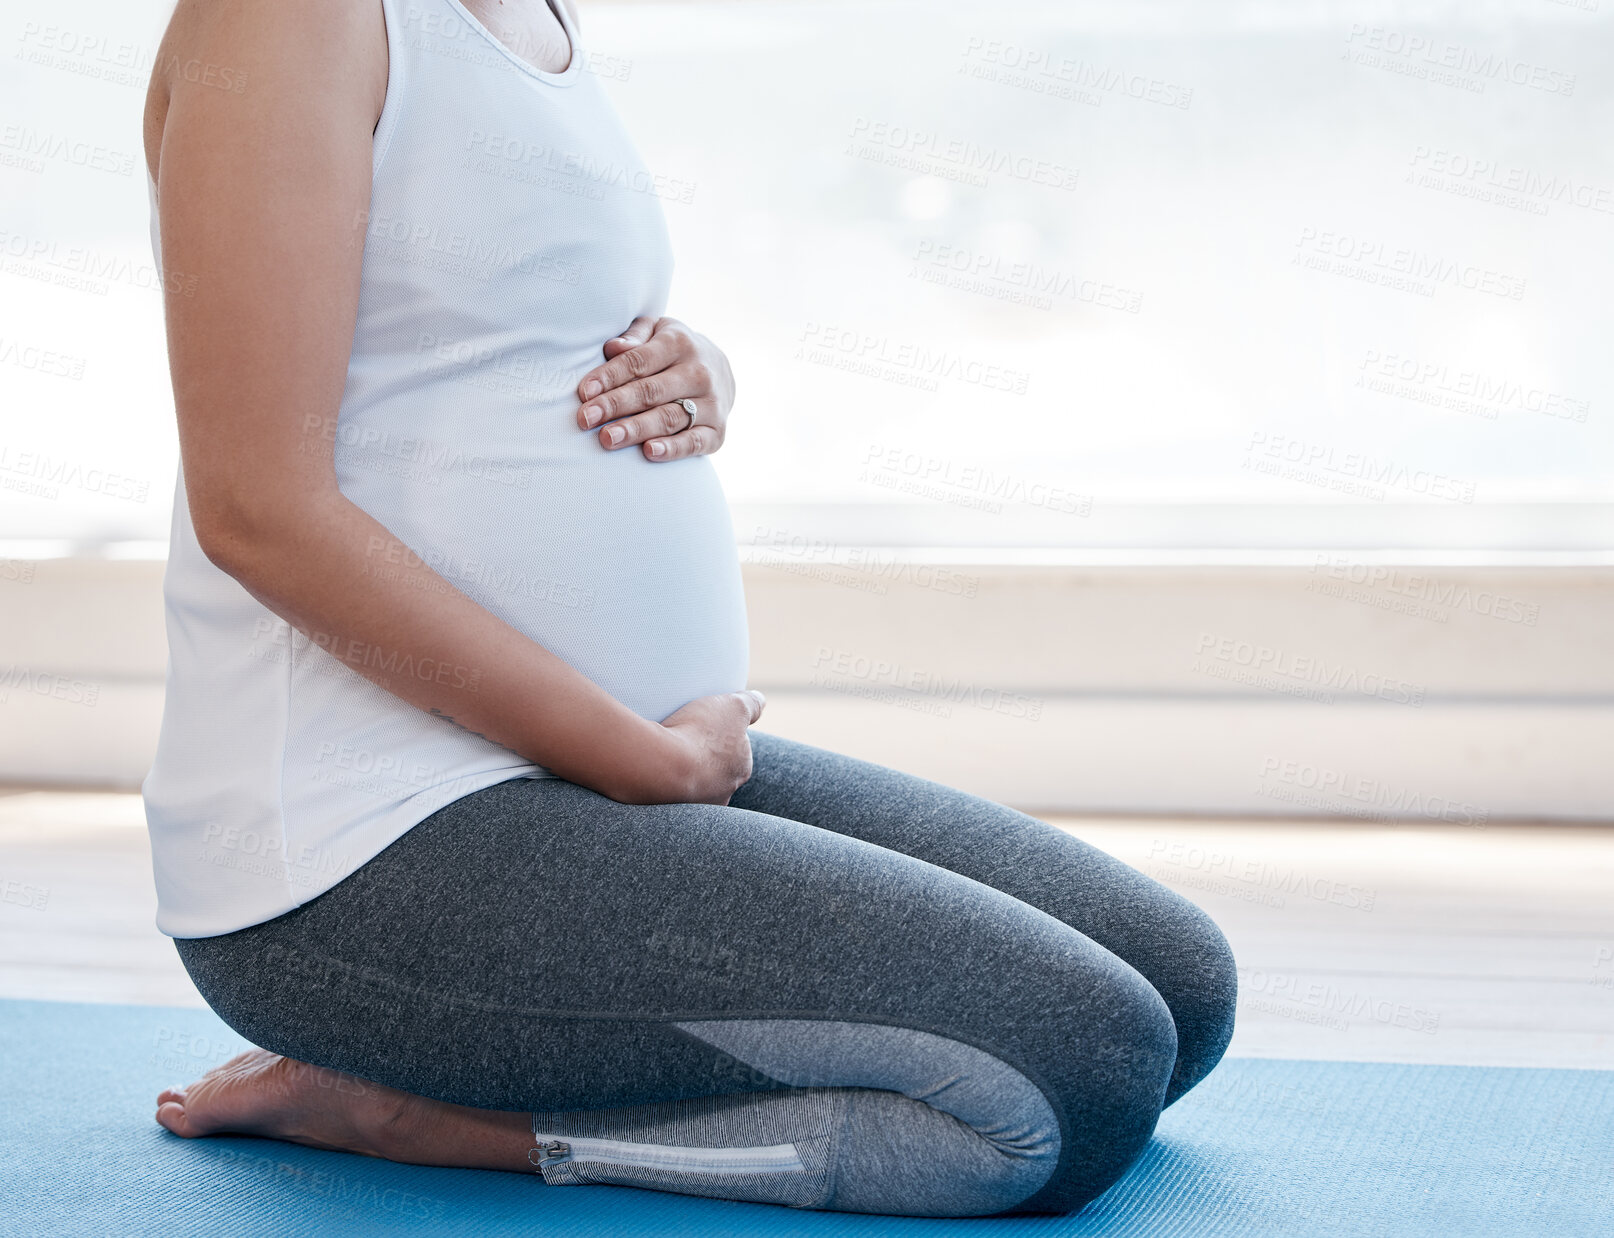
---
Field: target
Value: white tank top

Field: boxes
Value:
[142,0,749,938]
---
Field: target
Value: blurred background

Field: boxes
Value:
[1,1,1610,1064]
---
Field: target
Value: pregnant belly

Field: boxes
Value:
[341,442,750,723]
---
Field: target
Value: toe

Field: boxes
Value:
[155,1100,194,1137]
[157,1087,187,1106]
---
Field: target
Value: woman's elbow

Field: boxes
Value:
[189,488,315,582]
[193,514,257,579]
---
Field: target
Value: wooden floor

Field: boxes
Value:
[1,790,1610,1070]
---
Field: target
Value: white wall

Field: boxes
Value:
[2,554,1609,820]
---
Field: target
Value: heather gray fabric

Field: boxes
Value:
[527,1045,1059,1216]
[727,733,1239,1109]
[174,731,1237,1217]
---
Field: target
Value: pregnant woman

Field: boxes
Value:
[141,0,1236,1218]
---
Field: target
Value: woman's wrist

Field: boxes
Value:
[584,713,693,805]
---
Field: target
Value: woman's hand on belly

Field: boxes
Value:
[575,316,735,462]
[631,689,767,806]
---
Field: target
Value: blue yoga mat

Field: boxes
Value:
[1,998,1608,1237]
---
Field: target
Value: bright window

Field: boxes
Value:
[3,0,1609,553]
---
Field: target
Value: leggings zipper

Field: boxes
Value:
[531,1134,806,1175]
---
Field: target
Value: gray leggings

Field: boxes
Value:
[175,732,1237,1217]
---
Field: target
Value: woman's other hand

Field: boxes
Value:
[575,316,735,461]
[648,690,766,805]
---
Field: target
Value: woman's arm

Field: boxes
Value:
[144,0,760,805]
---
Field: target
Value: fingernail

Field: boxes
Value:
[581,380,601,399]
[583,405,601,427]
[648,440,666,458]
[606,425,625,446]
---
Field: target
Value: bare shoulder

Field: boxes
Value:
[143,0,388,184]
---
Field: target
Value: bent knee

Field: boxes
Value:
[1087,958,1180,1113]
[1158,897,1238,1105]
[1007,959,1177,1215]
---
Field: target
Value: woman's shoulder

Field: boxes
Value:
[144,0,389,184]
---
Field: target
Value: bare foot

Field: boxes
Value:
[156,1049,425,1158]
[155,1049,531,1170]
